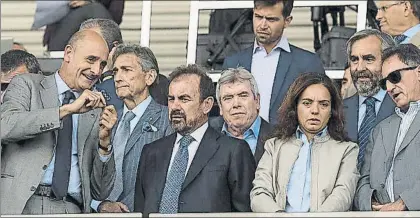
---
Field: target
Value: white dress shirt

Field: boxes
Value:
[357,89,387,130]
[167,122,209,177]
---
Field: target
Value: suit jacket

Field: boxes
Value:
[113,99,173,211]
[223,44,325,124]
[354,112,420,211]
[133,126,256,214]
[95,74,170,108]
[0,74,116,214]
[208,116,274,164]
[343,94,395,142]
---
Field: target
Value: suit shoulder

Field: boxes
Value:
[95,78,114,90]
[12,73,46,84]
[217,133,250,152]
[290,44,322,62]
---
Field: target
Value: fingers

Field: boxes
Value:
[100,105,118,130]
[117,202,130,213]
[372,204,383,211]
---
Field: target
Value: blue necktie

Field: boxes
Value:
[159,135,195,214]
[107,111,136,201]
[394,34,407,44]
[357,97,377,170]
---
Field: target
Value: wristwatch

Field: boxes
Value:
[99,143,112,153]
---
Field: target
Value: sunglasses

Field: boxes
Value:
[379,66,418,90]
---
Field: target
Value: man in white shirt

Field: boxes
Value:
[133,64,256,215]
[354,43,420,211]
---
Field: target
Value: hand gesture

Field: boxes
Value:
[99,105,117,148]
[99,201,130,213]
[69,0,90,8]
[72,90,106,114]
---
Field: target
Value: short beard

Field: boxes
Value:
[355,80,381,97]
[171,113,207,135]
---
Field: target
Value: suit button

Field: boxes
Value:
[30,186,36,191]
[381,183,385,188]
[180,201,185,204]
[42,165,48,170]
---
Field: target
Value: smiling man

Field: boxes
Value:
[354,43,420,212]
[343,29,396,170]
[223,0,325,124]
[210,68,273,164]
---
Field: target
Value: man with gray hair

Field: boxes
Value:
[210,68,273,164]
[343,29,396,170]
[91,43,173,213]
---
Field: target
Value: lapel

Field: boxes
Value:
[77,109,99,157]
[154,134,177,196]
[270,49,292,108]
[40,75,60,143]
[381,115,400,172]
[396,111,420,155]
[344,95,359,142]
[376,94,396,124]
[124,99,162,155]
[182,127,221,190]
[254,118,272,163]
[239,46,253,71]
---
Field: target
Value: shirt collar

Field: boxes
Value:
[295,125,328,140]
[358,89,387,106]
[253,35,291,54]
[54,71,80,98]
[175,122,209,145]
[403,24,420,39]
[221,116,261,139]
[395,100,420,117]
[122,95,152,118]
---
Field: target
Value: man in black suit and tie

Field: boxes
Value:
[343,29,396,170]
[223,0,325,124]
[210,68,273,164]
[134,64,256,215]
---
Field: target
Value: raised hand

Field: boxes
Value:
[60,90,106,119]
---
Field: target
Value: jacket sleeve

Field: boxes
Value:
[229,139,256,212]
[90,150,116,201]
[250,139,283,212]
[319,142,360,212]
[1,76,61,143]
[134,143,150,212]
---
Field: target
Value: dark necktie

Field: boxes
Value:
[159,135,195,214]
[51,90,75,199]
[357,97,377,170]
[394,34,408,44]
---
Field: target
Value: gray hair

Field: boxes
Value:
[79,18,123,50]
[112,43,159,77]
[215,67,259,106]
[346,29,396,61]
[382,43,420,67]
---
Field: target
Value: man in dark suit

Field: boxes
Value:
[91,44,173,213]
[134,64,256,215]
[354,43,420,211]
[1,30,116,214]
[210,68,273,164]
[223,0,325,124]
[343,29,396,170]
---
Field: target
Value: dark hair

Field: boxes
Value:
[408,0,420,20]
[1,50,41,74]
[254,0,294,17]
[382,43,420,66]
[80,18,123,50]
[273,72,349,142]
[169,64,215,102]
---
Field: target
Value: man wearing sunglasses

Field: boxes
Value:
[354,43,420,211]
[376,1,420,45]
[343,29,396,170]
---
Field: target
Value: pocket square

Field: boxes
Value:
[142,121,158,132]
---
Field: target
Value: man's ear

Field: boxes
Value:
[404,1,412,17]
[202,96,214,115]
[63,45,74,63]
[284,15,293,29]
[145,69,158,86]
[255,93,261,111]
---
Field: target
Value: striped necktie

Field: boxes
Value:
[357,97,377,170]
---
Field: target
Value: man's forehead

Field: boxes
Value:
[376,0,398,6]
[382,56,405,72]
[221,81,252,92]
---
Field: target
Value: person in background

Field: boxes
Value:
[354,43,420,212]
[1,49,41,103]
[1,30,116,215]
[134,64,256,215]
[341,62,357,99]
[376,0,420,45]
[92,44,173,213]
[251,72,359,212]
[12,42,27,51]
[343,29,396,170]
[44,0,125,51]
[223,0,325,124]
[210,67,274,165]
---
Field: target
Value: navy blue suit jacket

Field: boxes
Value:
[222,44,325,124]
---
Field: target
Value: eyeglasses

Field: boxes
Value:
[379,66,418,90]
[377,1,405,12]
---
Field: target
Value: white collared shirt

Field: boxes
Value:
[357,89,387,130]
[120,95,152,134]
[167,122,209,177]
[251,35,291,122]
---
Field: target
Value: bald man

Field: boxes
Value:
[1,30,116,215]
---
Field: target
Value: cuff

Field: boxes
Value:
[91,199,101,212]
